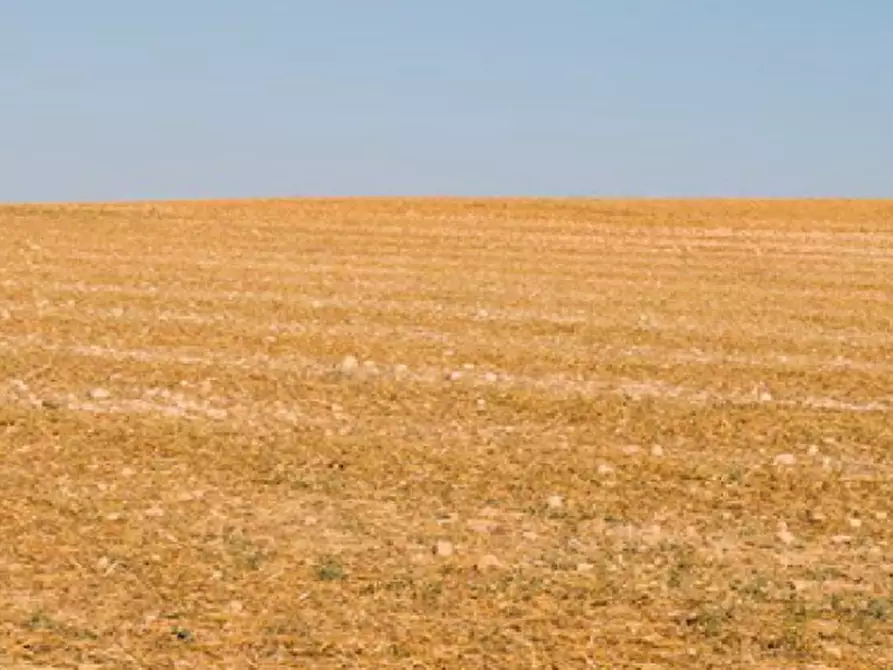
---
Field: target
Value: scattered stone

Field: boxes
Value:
[144,506,164,518]
[576,562,594,572]
[650,444,665,457]
[807,444,820,457]
[848,517,862,530]
[434,540,455,557]
[89,387,111,401]
[338,355,359,376]
[773,453,797,467]
[476,554,502,570]
[547,495,564,510]
[362,360,379,374]
[822,644,843,660]
[830,535,853,545]
[446,370,463,382]
[807,509,827,524]
[777,523,796,546]
[806,619,840,639]
[478,506,500,518]
[876,511,888,521]
[597,463,616,476]
[483,372,499,384]
[621,444,641,455]
[522,531,538,541]
[466,519,499,534]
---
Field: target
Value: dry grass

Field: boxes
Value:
[1,198,892,668]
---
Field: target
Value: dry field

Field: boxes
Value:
[1,198,892,669]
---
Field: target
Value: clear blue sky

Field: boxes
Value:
[2,1,891,201]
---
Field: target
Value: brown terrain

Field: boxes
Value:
[1,198,891,668]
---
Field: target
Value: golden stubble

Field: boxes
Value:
[1,198,892,668]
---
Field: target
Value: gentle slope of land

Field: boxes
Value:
[1,198,892,668]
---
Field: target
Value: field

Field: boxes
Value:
[1,198,892,668]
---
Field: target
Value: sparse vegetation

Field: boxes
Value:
[1,198,892,667]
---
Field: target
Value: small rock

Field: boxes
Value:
[362,360,379,374]
[621,444,641,455]
[807,509,826,524]
[650,444,665,457]
[876,511,888,521]
[576,562,594,572]
[522,531,538,541]
[597,463,616,476]
[144,506,164,518]
[476,554,502,570]
[547,495,564,510]
[830,535,853,545]
[466,519,499,534]
[848,517,862,529]
[339,355,359,376]
[807,619,840,639]
[393,363,409,378]
[483,372,499,384]
[807,444,820,457]
[777,524,796,546]
[89,387,111,400]
[823,644,843,660]
[446,370,462,382]
[434,540,455,557]
[773,453,797,467]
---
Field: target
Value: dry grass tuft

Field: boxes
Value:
[1,198,892,667]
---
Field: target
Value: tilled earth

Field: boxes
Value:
[1,198,892,668]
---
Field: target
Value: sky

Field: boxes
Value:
[2,1,892,202]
